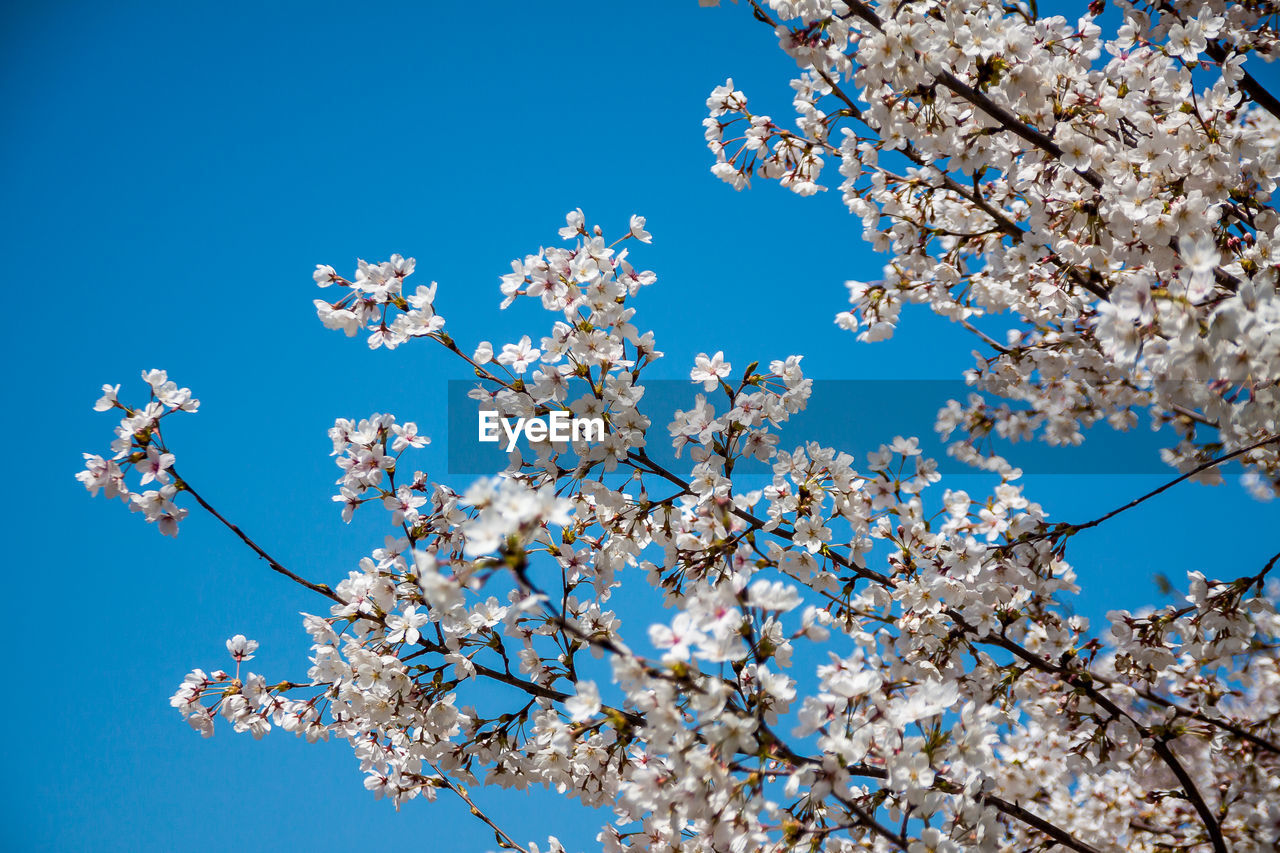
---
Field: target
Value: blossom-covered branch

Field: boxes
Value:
[81,209,1280,851]
[706,0,1280,499]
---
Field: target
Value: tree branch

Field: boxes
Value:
[173,468,343,605]
[1056,433,1280,537]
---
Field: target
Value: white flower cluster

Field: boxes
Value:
[704,0,1280,495]
[457,476,573,557]
[155,217,1280,852]
[77,370,199,536]
[328,412,430,523]
[313,254,444,349]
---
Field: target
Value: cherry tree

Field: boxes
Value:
[80,1,1280,851]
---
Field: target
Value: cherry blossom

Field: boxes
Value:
[702,0,1280,496]
[690,351,732,390]
[225,634,258,662]
[76,0,1280,845]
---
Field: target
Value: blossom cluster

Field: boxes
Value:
[313,253,444,349]
[703,0,1280,497]
[78,1,1280,846]
[76,208,1280,853]
[77,370,199,536]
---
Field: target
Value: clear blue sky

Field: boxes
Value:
[4,2,1276,851]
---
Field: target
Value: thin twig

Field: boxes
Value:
[173,468,343,604]
[1059,433,1280,536]
[430,768,530,853]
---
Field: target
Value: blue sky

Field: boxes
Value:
[5,2,1277,851]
